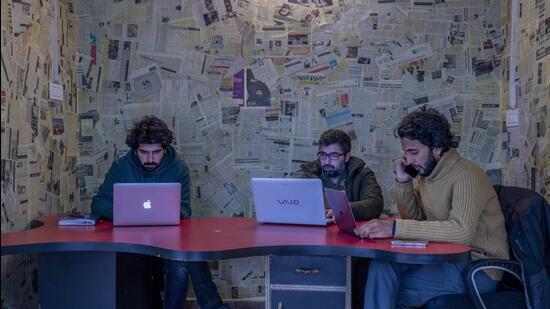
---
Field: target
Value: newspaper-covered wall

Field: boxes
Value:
[500,0,550,198]
[1,0,79,307]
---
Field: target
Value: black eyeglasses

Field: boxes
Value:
[317,151,346,160]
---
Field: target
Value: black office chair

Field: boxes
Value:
[424,185,550,309]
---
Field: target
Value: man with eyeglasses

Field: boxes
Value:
[300,128,384,309]
[300,128,384,222]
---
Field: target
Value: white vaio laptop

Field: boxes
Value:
[113,183,181,226]
[251,178,327,226]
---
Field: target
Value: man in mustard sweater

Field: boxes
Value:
[355,107,509,308]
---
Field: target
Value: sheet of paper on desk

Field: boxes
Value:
[57,214,100,226]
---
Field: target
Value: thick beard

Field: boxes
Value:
[143,163,158,171]
[418,152,438,176]
[322,166,340,178]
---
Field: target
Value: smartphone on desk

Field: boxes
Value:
[391,239,428,248]
[404,165,419,178]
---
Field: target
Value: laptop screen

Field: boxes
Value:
[324,188,358,236]
[251,178,327,226]
[113,183,181,226]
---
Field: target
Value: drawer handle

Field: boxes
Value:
[295,268,320,274]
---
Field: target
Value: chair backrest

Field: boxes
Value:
[492,185,550,309]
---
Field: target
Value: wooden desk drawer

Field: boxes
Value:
[270,289,345,309]
[269,255,347,286]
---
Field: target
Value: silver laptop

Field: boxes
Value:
[113,183,181,226]
[324,188,358,236]
[251,178,327,226]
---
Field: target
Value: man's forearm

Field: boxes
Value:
[394,180,424,220]
[91,198,114,220]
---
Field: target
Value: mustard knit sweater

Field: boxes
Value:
[394,149,509,280]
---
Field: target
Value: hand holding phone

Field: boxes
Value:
[404,165,419,178]
[394,158,417,182]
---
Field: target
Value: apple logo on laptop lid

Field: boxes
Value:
[143,200,152,209]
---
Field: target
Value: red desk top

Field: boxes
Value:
[1,216,470,264]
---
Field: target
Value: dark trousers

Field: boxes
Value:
[164,260,225,309]
[352,257,371,309]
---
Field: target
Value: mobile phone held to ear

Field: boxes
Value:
[404,165,419,178]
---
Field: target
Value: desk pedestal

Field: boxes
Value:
[39,252,156,309]
[266,255,351,309]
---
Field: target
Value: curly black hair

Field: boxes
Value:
[125,116,174,149]
[318,129,351,153]
[395,106,458,153]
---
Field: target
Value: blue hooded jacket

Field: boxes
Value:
[91,146,191,220]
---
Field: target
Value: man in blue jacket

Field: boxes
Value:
[92,115,226,309]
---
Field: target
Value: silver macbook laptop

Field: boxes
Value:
[251,178,327,226]
[113,183,181,226]
[324,188,358,236]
